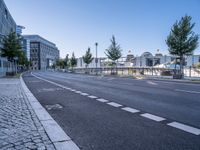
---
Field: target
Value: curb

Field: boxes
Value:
[20,73,80,150]
[143,77,200,84]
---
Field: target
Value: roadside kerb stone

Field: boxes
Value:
[20,74,80,150]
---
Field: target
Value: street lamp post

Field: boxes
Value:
[95,42,98,75]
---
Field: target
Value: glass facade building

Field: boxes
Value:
[0,0,16,77]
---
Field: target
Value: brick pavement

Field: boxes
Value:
[0,78,55,150]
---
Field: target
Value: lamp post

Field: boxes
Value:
[95,42,98,75]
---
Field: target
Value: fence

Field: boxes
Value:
[70,67,200,79]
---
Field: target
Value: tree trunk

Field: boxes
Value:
[180,55,184,78]
[85,64,88,74]
[116,61,118,75]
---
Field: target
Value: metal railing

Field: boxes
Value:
[56,66,200,79]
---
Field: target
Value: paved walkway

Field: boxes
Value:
[0,78,55,150]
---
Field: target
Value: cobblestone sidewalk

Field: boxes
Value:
[0,78,55,150]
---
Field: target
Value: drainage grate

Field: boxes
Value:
[45,104,63,110]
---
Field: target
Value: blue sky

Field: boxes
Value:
[5,0,200,58]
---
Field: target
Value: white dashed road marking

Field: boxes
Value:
[107,102,122,107]
[96,98,109,103]
[141,113,166,122]
[122,107,140,113]
[147,81,158,85]
[88,95,98,99]
[167,122,200,135]
[32,73,200,136]
[80,93,89,96]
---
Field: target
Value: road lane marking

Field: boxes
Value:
[80,93,89,96]
[70,89,76,92]
[88,95,98,99]
[122,107,140,113]
[32,73,200,136]
[96,98,109,103]
[167,122,200,135]
[140,113,166,122]
[174,89,200,94]
[107,102,122,107]
[74,91,82,94]
[147,81,158,85]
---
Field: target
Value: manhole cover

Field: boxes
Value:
[45,104,63,110]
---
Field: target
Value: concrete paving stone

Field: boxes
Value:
[0,78,55,150]
[46,144,56,150]
[37,146,46,150]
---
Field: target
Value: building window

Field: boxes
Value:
[5,9,8,19]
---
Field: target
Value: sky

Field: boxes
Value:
[4,0,200,58]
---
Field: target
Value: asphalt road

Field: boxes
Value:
[23,71,200,150]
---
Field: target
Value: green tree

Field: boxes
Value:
[64,54,69,69]
[18,51,28,66]
[166,15,199,77]
[105,35,122,64]
[56,59,65,69]
[1,32,22,74]
[105,35,122,74]
[1,32,22,61]
[70,52,77,70]
[83,47,93,68]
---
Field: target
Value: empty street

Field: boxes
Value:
[23,71,200,150]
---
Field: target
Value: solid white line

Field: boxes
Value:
[107,102,122,107]
[140,113,166,122]
[70,89,76,92]
[167,122,200,135]
[96,98,109,103]
[63,87,70,90]
[174,89,200,94]
[122,107,140,113]
[75,91,82,94]
[88,95,98,99]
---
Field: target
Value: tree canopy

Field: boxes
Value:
[70,52,77,68]
[83,47,93,67]
[105,35,122,62]
[166,15,199,56]
[1,32,22,62]
[166,15,199,76]
[64,54,69,68]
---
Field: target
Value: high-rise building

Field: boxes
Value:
[0,0,16,49]
[0,0,16,77]
[23,35,59,70]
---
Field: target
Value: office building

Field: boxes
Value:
[23,35,59,70]
[0,0,16,77]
